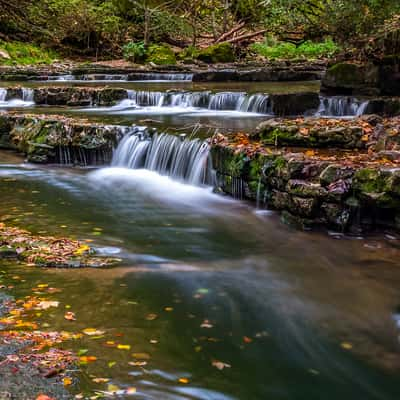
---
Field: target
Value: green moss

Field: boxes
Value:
[353,168,390,194]
[0,41,57,66]
[197,43,235,64]
[146,44,176,65]
[327,62,364,86]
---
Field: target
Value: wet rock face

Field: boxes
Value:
[270,92,320,116]
[211,119,400,233]
[322,61,400,96]
[32,87,128,106]
[0,114,123,164]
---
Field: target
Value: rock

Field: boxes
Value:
[321,203,350,230]
[319,164,354,186]
[0,49,10,59]
[286,180,327,198]
[196,43,235,64]
[146,45,176,65]
[270,92,320,116]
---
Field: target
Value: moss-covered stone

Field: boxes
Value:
[196,43,235,64]
[146,44,176,65]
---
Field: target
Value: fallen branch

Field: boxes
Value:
[215,22,246,43]
[221,29,269,44]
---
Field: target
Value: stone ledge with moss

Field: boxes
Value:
[0,113,125,164]
[210,116,400,232]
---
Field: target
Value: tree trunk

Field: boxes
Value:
[144,5,150,46]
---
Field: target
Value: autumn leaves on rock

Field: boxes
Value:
[211,116,400,232]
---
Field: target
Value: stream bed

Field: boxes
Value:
[1,151,400,399]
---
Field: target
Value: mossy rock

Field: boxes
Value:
[197,43,235,64]
[146,44,176,65]
[326,63,366,86]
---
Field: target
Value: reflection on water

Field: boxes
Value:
[0,154,400,399]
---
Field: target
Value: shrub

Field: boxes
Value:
[196,43,235,64]
[251,38,340,60]
[122,41,146,63]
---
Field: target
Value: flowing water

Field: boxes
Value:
[0,147,400,399]
[0,76,399,399]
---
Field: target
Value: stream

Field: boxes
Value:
[1,150,400,399]
[0,77,400,399]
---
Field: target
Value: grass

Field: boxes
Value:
[251,38,340,60]
[0,41,58,66]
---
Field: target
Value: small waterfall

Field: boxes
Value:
[127,90,165,106]
[128,73,193,82]
[112,129,214,186]
[0,89,6,102]
[317,97,370,116]
[118,90,271,113]
[22,88,34,102]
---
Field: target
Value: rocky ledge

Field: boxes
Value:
[211,115,400,233]
[0,113,125,163]
[0,60,326,82]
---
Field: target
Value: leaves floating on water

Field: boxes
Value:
[212,360,231,370]
[64,311,76,321]
[83,328,105,336]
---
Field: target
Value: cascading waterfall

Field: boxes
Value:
[127,73,193,81]
[0,88,34,107]
[22,88,34,102]
[112,128,215,186]
[0,89,6,102]
[317,96,370,116]
[119,90,272,114]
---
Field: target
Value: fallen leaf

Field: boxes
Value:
[83,328,105,336]
[178,378,189,384]
[63,377,73,386]
[212,360,231,370]
[117,344,131,350]
[64,312,76,321]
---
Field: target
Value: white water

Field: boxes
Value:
[317,96,370,117]
[85,90,272,116]
[112,129,215,186]
[0,88,35,108]
[42,72,193,82]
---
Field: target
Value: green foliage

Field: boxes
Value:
[146,44,176,65]
[251,39,340,60]
[197,43,235,64]
[123,41,146,63]
[0,41,57,65]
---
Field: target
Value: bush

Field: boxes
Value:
[251,39,340,60]
[146,44,176,65]
[123,41,146,63]
[196,43,235,64]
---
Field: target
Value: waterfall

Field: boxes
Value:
[317,96,370,116]
[128,73,193,81]
[22,88,34,102]
[112,129,214,186]
[0,89,6,102]
[118,91,271,114]
[0,88,34,107]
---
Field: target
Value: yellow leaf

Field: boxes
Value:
[83,328,105,336]
[117,344,131,350]
[341,342,353,350]
[63,377,73,386]
[178,378,189,384]
[74,244,90,256]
